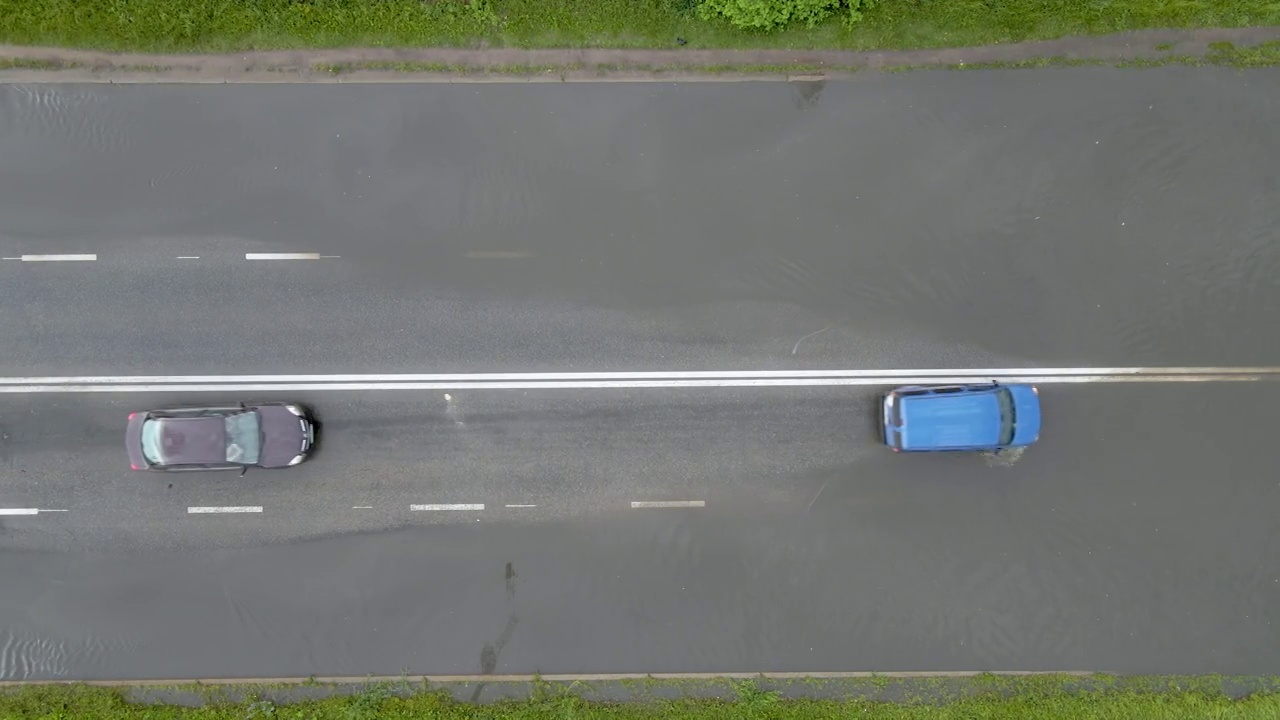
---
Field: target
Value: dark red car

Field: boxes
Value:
[125,403,315,472]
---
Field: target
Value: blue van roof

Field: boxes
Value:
[898,391,1002,450]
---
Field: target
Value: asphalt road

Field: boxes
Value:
[2,68,1280,679]
[3,69,1280,374]
[2,383,1279,678]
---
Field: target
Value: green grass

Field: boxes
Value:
[4,677,1280,720]
[0,0,1278,53]
[931,39,1280,69]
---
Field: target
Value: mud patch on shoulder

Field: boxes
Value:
[982,447,1025,467]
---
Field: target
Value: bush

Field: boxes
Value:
[697,0,875,31]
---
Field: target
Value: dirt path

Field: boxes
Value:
[2,26,1278,83]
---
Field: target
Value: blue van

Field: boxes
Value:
[881,383,1041,452]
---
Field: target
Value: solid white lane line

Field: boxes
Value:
[1,374,1276,394]
[631,501,706,508]
[187,506,263,514]
[1,367,1274,385]
[411,504,484,511]
[0,508,40,516]
[245,253,322,260]
[17,254,97,262]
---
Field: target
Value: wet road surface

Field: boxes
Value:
[2,70,1280,373]
[2,383,1278,678]
[1,69,1280,678]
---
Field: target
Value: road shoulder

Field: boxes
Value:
[2,27,1279,83]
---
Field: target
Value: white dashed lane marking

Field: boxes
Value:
[0,508,67,515]
[187,506,263,514]
[3,253,344,263]
[4,254,97,262]
[631,501,706,508]
[411,504,485,511]
[245,253,324,260]
[467,251,536,259]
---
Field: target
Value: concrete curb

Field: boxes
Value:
[0,670,1099,687]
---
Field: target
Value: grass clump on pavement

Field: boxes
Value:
[1206,39,1280,65]
[3,678,1280,719]
[1,0,1278,53]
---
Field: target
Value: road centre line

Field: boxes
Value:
[8,254,97,262]
[1,367,1274,385]
[0,373,1277,393]
[632,500,706,508]
[411,504,485,511]
[187,506,263,514]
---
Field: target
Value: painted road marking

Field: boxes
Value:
[411,504,485,511]
[0,508,40,516]
[0,371,1277,393]
[187,506,263,514]
[9,254,97,262]
[176,256,200,260]
[352,505,373,509]
[631,500,706,508]
[467,251,535,259]
[245,253,322,260]
[504,504,537,508]
[0,367,1275,385]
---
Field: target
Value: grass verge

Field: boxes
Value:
[301,39,1280,75]
[3,675,1280,719]
[0,0,1278,53]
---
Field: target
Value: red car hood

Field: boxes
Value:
[256,405,308,468]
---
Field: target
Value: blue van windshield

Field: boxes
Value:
[996,389,1016,445]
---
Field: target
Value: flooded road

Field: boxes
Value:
[1,69,1279,678]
